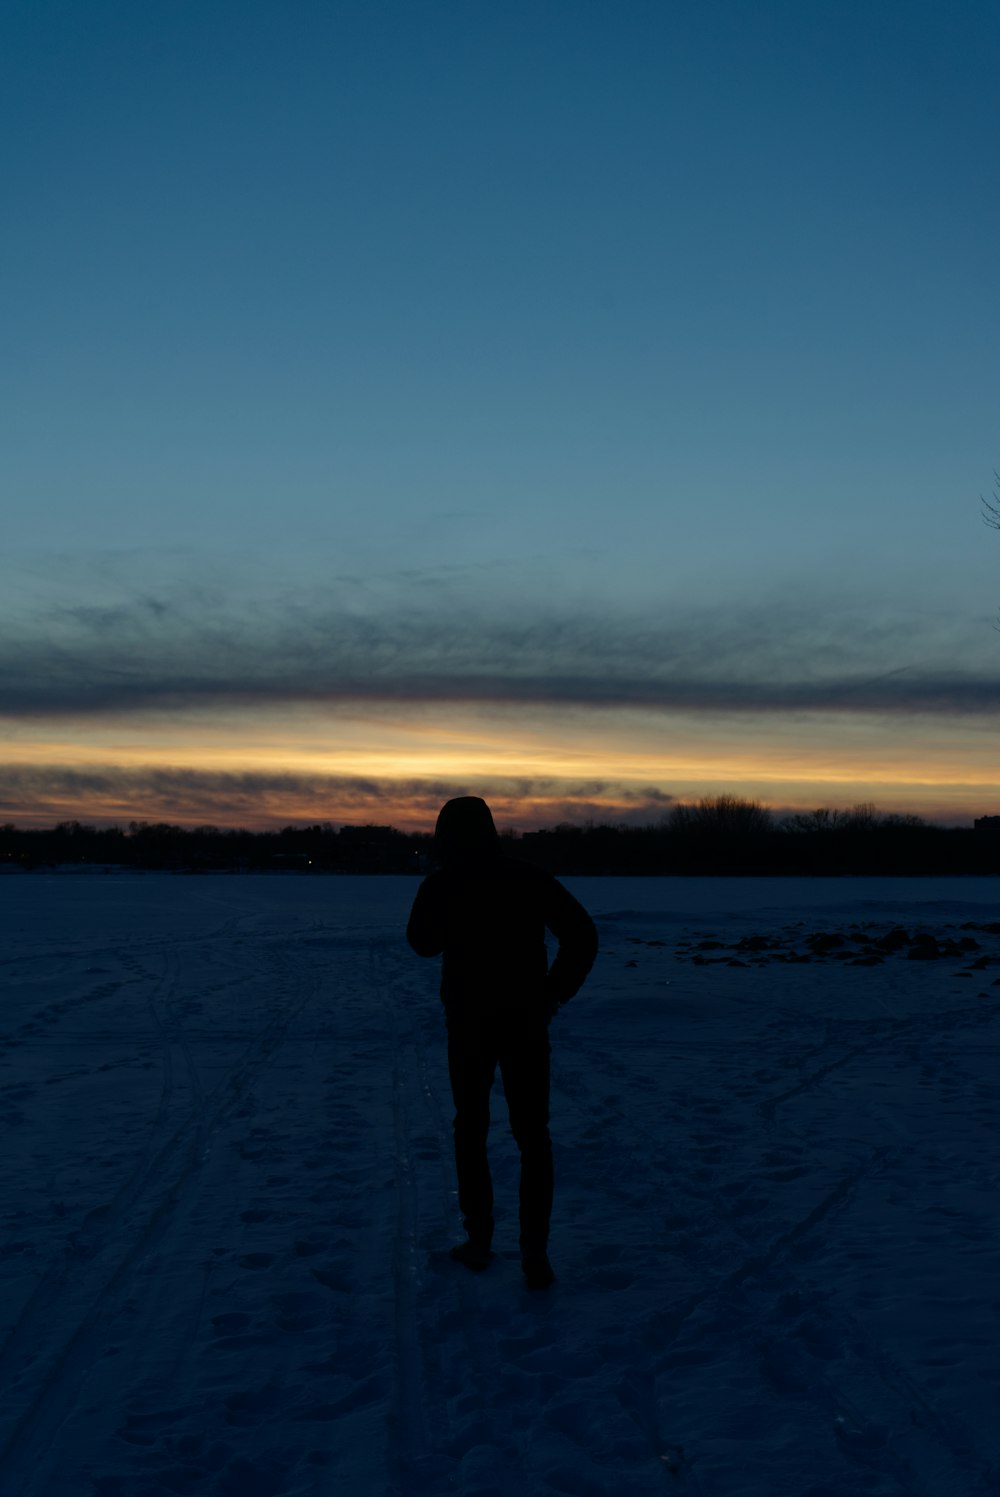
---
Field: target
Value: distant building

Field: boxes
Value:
[337,824,397,842]
[336,823,418,872]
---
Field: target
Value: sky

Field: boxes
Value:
[2,0,999,831]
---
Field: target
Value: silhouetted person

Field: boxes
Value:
[406,796,598,1289]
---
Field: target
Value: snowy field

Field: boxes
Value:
[1,872,999,1497]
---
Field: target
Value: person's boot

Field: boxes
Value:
[450,1216,494,1271]
[521,1250,555,1290]
[449,1238,493,1271]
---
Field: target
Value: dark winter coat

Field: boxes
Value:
[406,850,598,1022]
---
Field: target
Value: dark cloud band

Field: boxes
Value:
[0,764,673,829]
[2,583,998,718]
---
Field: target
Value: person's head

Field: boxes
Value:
[433,796,499,865]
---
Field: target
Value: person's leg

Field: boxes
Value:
[447,1023,497,1249]
[498,1022,553,1259]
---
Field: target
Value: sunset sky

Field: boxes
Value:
[3,0,1000,831]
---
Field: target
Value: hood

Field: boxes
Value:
[433,796,500,865]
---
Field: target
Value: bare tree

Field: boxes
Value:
[668,795,773,837]
[983,470,1000,528]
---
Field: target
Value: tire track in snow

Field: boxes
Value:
[0,972,132,1049]
[743,995,1000,1495]
[722,1240,999,1497]
[0,909,259,1057]
[747,1000,1000,1495]
[556,971,1000,1493]
[0,948,186,1398]
[385,943,431,1482]
[757,1000,1000,1123]
[0,937,321,1496]
[0,906,257,977]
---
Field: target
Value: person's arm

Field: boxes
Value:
[406,874,447,957]
[543,877,598,1011]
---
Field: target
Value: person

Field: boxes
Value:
[406,796,598,1289]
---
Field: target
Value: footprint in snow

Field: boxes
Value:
[590,1263,634,1291]
[311,1265,351,1292]
[238,1252,275,1270]
[586,1243,624,1268]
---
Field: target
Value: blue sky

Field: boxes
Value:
[3,0,999,827]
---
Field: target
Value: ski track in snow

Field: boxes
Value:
[0,874,999,1496]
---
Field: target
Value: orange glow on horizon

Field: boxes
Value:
[4,701,1000,828]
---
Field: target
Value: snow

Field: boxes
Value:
[1,872,999,1497]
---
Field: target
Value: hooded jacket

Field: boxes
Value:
[406,797,598,1021]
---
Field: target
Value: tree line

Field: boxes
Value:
[2,797,999,875]
[518,799,1000,875]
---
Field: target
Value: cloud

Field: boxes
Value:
[0,764,674,830]
[1,572,998,719]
